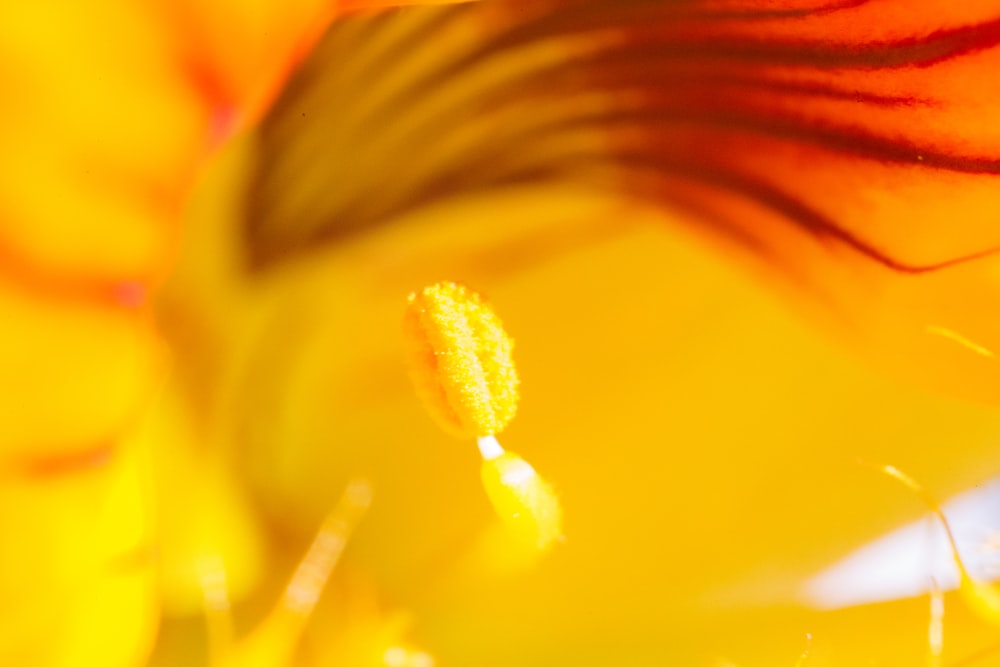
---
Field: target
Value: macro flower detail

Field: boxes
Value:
[7,1,1000,667]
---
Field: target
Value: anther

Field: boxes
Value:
[402,282,518,439]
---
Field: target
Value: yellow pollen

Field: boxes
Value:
[481,451,563,551]
[403,282,519,438]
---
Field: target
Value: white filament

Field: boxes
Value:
[477,435,504,460]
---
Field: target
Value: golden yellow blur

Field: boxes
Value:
[403,281,519,438]
[0,1,474,666]
[0,1,204,664]
[214,479,372,667]
[6,2,1000,667]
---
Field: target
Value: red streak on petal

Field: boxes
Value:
[13,442,117,481]
[0,236,151,308]
[184,56,237,109]
[615,15,1000,70]
[113,282,148,308]
[182,57,242,145]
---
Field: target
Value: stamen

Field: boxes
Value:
[283,478,372,616]
[403,282,519,439]
[214,478,373,667]
[404,282,562,552]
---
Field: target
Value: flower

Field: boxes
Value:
[6,2,1000,666]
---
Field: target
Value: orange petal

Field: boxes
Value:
[244,1,1000,401]
[0,2,208,289]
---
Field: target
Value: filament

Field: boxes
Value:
[214,478,373,667]
[875,464,1000,627]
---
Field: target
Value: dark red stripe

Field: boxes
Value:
[347,6,1000,154]
[616,151,1000,273]
[619,106,1000,174]
[483,96,1000,174]
[583,66,929,108]
[631,0,875,22]
[605,16,1000,70]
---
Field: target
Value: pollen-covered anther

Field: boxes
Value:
[403,281,519,439]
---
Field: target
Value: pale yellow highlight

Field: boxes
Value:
[481,451,563,551]
[924,324,997,360]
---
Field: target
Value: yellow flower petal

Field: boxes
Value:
[0,283,159,459]
[0,430,156,667]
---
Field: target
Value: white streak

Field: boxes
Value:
[802,477,1000,609]
[477,435,505,460]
